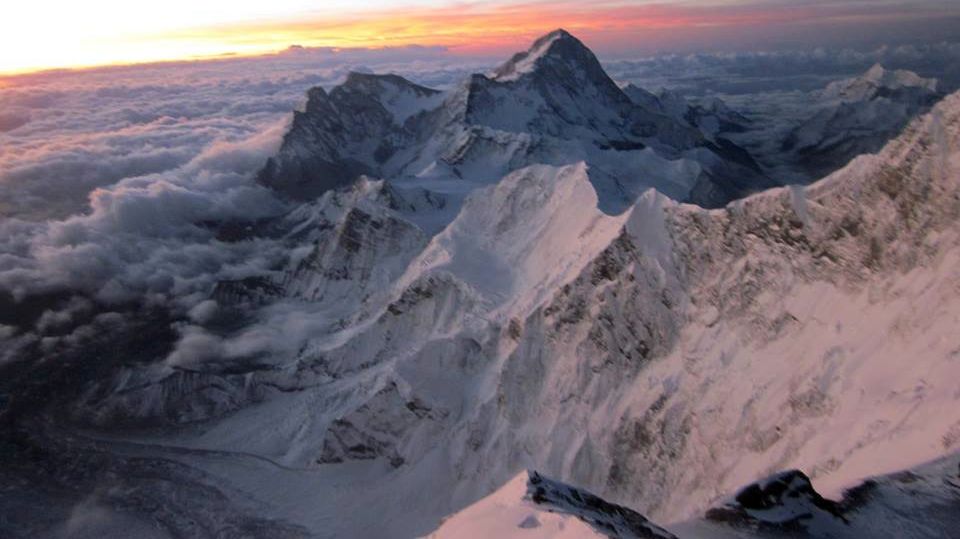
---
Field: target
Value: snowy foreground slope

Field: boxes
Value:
[426,90,960,538]
[429,470,678,539]
[430,88,960,538]
[2,31,960,539]
[432,454,960,538]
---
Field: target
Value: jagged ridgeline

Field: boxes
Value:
[258,29,773,211]
[3,29,960,539]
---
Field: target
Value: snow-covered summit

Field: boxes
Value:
[6,42,960,538]
[432,453,960,539]
[783,63,944,177]
[259,29,772,210]
[491,29,615,87]
[338,72,444,125]
[401,162,628,321]
[825,63,939,101]
[491,29,573,80]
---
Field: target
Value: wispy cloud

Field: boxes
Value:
[0,45,491,366]
[1,26,959,369]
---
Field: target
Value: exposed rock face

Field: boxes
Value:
[4,30,960,539]
[66,89,960,536]
[317,381,444,468]
[704,470,846,531]
[694,455,960,538]
[623,84,752,140]
[258,74,442,200]
[526,471,678,539]
[258,29,772,211]
[433,454,960,539]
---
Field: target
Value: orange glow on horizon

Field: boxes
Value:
[0,2,780,75]
[2,1,956,76]
[106,1,823,58]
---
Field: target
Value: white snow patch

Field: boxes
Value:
[425,473,600,539]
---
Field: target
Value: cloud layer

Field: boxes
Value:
[1,38,958,368]
[0,46,483,220]
[0,46,495,367]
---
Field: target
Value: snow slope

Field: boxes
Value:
[823,63,939,101]
[400,162,629,320]
[4,32,960,539]
[425,473,603,539]
[433,452,960,539]
[429,470,676,539]
[47,88,960,539]
[782,64,943,178]
[478,92,960,524]
[260,29,772,212]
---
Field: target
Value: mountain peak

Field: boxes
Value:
[824,63,939,102]
[864,62,887,81]
[859,63,939,91]
[531,28,576,48]
[341,71,439,97]
[491,29,602,82]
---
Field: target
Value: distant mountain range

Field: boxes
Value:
[2,29,959,539]
[782,63,943,178]
[259,29,772,211]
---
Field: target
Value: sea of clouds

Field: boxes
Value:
[0,45,490,365]
[1,40,958,368]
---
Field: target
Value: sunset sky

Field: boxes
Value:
[3,0,960,74]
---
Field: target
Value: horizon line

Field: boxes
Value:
[4,1,960,77]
